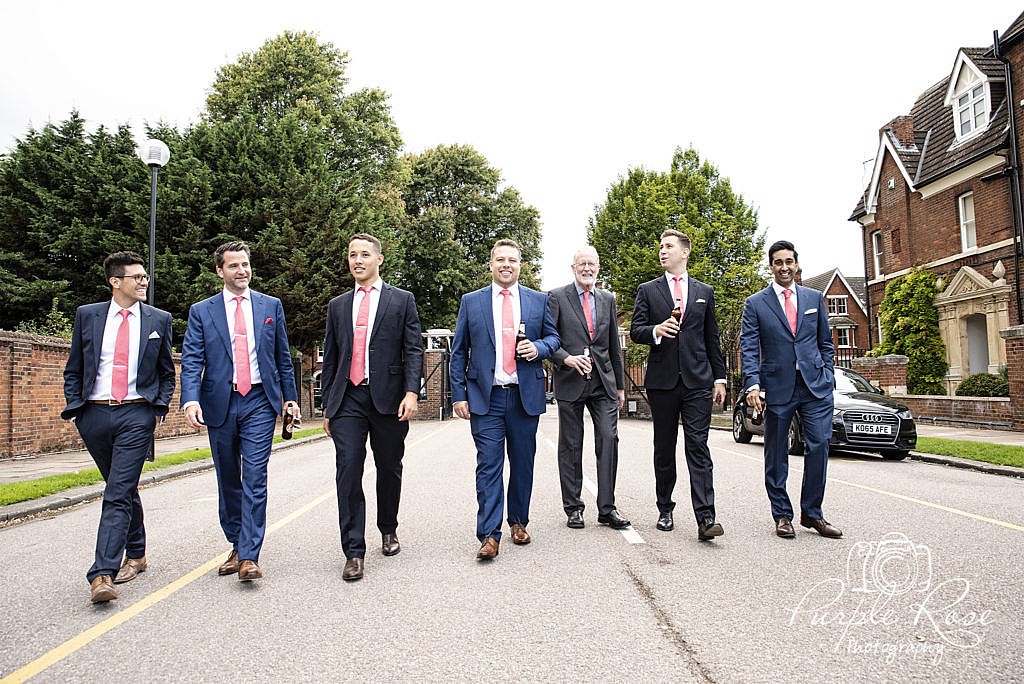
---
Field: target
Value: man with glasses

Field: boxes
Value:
[741,240,841,539]
[62,251,175,603]
[548,246,629,530]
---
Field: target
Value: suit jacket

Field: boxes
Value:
[630,275,726,390]
[548,283,624,402]
[62,301,175,420]
[320,283,423,417]
[450,284,560,417]
[740,284,834,405]
[179,290,298,428]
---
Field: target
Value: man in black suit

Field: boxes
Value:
[549,246,629,530]
[630,230,727,540]
[320,233,423,582]
[62,251,175,603]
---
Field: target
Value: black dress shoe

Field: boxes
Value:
[343,557,364,581]
[800,516,843,538]
[697,519,724,541]
[656,511,674,531]
[382,533,401,556]
[775,517,796,538]
[566,510,585,529]
[597,510,631,529]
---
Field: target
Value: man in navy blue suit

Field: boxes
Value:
[321,233,423,582]
[180,241,300,581]
[450,239,560,560]
[741,240,842,539]
[63,251,175,603]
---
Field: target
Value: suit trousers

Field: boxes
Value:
[764,373,833,520]
[207,389,278,562]
[647,380,716,522]
[330,383,408,559]
[556,382,619,516]
[76,402,154,582]
[469,386,538,542]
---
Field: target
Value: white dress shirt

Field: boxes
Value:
[491,282,521,386]
[89,300,143,401]
[223,288,263,385]
[746,282,799,394]
[351,278,383,381]
[653,271,687,346]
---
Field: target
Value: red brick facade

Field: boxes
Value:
[824,275,869,353]
[0,331,198,459]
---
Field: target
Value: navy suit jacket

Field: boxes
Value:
[179,290,298,428]
[62,301,175,420]
[740,284,835,405]
[630,275,726,390]
[321,283,423,417]
[450,285,560,417]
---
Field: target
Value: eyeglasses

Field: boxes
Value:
[116,274,151,284]
[574,261,598,268]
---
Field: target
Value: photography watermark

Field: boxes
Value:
[785,533,995,665]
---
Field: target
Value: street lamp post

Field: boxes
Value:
[138,139,170,305]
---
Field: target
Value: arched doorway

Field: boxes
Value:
[965,314,989,375]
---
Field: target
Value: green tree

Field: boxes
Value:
[589,146,766,380]
[400,144,542,328]
[869,268,948,394]
[16,298,74,338]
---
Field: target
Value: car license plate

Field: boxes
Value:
[851,423,893,435]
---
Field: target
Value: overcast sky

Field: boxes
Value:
[2,1,1021,289]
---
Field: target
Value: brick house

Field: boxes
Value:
[849,10,1024,393]
[800,268,869,365]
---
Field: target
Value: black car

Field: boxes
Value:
[732,366,917,460]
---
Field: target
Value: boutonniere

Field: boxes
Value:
[265,317,273,325]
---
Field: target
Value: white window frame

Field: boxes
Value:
[836,328,851,348]
[871,231,884,277]
[955,83,989,139]
[827,296,848,316]
[876,314,884,345]
[316,346,324,363]
[959,192,977,251]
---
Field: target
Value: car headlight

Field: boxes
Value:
[833,408,843,417]
[897,409,913,419]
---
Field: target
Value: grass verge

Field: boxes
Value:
[0,427,324,507]
[914,437,1024,469]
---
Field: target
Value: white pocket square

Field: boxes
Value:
[804,308,817,314]
[148,331,161,339]
[696,298,706,304]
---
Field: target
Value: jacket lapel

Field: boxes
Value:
[210,294,233,357]
[656,276,676,316]
[250,292,265,355]
[765,286,793,336]
[90,304,106,369]
[566,284,591,338]
[340,290,354,343]
[137,304,152,362]
[477,287,496,347]
[370,283,392,340]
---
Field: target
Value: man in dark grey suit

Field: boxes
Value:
[549,247,629,530]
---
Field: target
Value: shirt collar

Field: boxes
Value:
[771,281,794,297]
[574,282,595,297]
[664,270,688,284]
[491,282,519,298]
[357,278,383,293]
[223,288,251,304]
[108,300,141,318]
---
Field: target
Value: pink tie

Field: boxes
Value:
[582,290,595,339]
[350,287,371,385]
[233,296,252,396]
[783,289,797,335]
[672,277,685,317]
[501,289,516,376]
[111,309,131,401]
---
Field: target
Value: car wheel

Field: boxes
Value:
[881,450,909,461]
[732,407,752,443]
[787,418,804,456]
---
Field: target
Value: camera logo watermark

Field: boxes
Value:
[785,533,995,665]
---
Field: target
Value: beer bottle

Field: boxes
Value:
[582,346,592,381]
[671,299,682,323]
[515,322,528,360]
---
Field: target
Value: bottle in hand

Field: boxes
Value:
[582,346,592,381]
[515,322,528,360]
[281,408,296,440]
[671,299,682,322]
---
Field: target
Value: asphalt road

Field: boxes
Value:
[1,410,1022,683]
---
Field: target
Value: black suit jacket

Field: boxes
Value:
[62,301,175,419]
[630,275,726,390]
[548,283,624,402]
[321,282,423,417]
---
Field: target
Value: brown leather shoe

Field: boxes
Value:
[90,575,117,603]
[238,559,263,581]
[343,558,364,581]
[114,556,147,584]
[218,550,240,576]
[510,523,531,545]
[800,516,843,538]
[476,536,499,560]
[382,533,401,557]
[775,517,796,538]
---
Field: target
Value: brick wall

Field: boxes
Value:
[0,331,199,460]
[850,355,909,395]
[896,395,1011,429]
[825,277,869,351]
[1000,325,1024,429]
[419,349,448,420]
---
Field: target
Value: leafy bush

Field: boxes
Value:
[955,373,1009,397]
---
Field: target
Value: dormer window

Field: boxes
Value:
[945,54,991,142]
[956,84,987,137]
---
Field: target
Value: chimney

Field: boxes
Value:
[882,115,916,148]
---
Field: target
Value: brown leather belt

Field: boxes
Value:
[233,382,262,393]
[88,398,148,406]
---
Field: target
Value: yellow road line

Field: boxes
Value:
[1,420,454,683]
